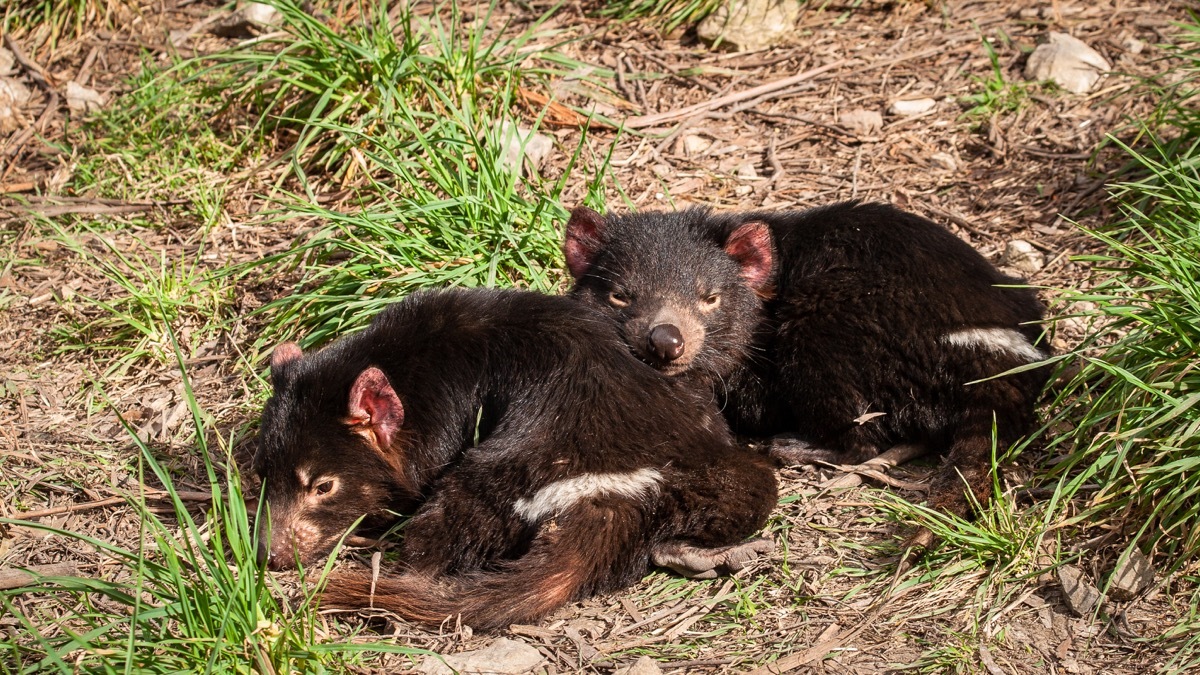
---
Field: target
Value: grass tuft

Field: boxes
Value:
[0,334,423,673]
[595,0,723,32]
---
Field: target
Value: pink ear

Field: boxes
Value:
[564,206,606,281]
[347,367,405,450]
[272,342,303,369]
[724,221,775,292]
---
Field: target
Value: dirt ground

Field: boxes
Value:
[2,0,1196,672]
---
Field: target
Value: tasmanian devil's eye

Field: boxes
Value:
[314,480,334,495]
[700,293,721,311]
[608,291,630,308]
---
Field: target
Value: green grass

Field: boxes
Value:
[1031,17,1200,672]
[48,220,236,376]
[193,0,571,185]
[0,341,425,673]
[961,36,1036,121]
[596,0,723,32]
[2,0,119,45]
[70,58,247,204]
[238,116,607,350]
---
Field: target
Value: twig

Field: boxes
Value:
[4,199,189,219]
[624,59,852,129]
[820,443,929,490]
[0,563,77,590]
[922,203,989,238]
[624,39,973,131]
[767,133,784,184]
[747,621,844,674]
[6,490,216,521]
[3,35,54,92]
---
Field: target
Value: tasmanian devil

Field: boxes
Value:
[564,201,1049,553]
[254,287,777,631]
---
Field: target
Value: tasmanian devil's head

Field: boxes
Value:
[564,206,775,384]
[253,343,418,571]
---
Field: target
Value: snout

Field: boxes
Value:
[647,324,686,362]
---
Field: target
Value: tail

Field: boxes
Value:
[321,504,650,631]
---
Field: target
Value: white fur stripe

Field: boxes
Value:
[943,327,1046,363]
[514,469,662,523]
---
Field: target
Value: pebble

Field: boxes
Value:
[1024,32,1111,94]
[497,121,553,174]
[0,77,32,133]
[1059,565,1102,616]
[1004,240,1045,274]
[839,108,882,135]
[418,638,544,675]
[682,134,712,157]
[211,2,282,38]
[613,656,664,675]
[697,0,801,52]
[65,81,106,113]
[889,97,937,116]
[1108,549,1155,601]
[929,152,957,171]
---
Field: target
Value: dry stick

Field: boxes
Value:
[0,563,77,590]
[6,490,216,521]
[1,37,60,181]
[624,40,969,131]
[821,443,929,490]
[623,59,851,129]
[5,200,189,219]
[3,35,54,92]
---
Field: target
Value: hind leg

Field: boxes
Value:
[653,453,778,578]
[901,378,1037,563]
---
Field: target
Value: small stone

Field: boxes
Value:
[735,163,758,180]
[1024,32,1111,94]
[66,81,106,113]
[682,134,712,157]
[613,656,664,675]
[697,0,803,53]
[418,638,545,675]
[496,121,553,173]
[1058,565,1101,616]
[734,184,753,196]
[1004,240,1045,274]
[211,2,282,38]
[929,152,957,171]
[839,108,882,135]
[1123,36,1145,55]
[888,97,937,116]
[0,47,15,76]
[0,77,33,133]
[1108,549,1154,601]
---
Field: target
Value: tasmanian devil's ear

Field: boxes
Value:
[347,367,405,452]
[724,221,775,294]
[270,342,303,387]
[564,205,606,281]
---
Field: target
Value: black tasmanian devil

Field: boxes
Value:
[564,201,1049,552]
[254,288,777,630]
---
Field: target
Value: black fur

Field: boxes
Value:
[254,288,777,629]
[566,201,1049,543]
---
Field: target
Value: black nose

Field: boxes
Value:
[648,324,685,362]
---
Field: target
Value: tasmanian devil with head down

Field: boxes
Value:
[565,201,1049,554]
[254,288,777,630]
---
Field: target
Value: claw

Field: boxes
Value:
[652,538,775,579]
